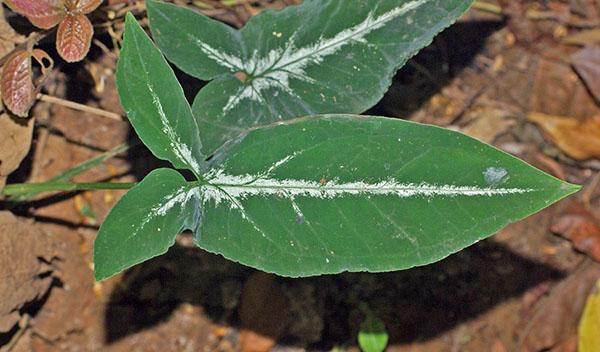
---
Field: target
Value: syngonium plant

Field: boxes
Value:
[92,0,580,280]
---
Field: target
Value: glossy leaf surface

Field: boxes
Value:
[116,14,205,176]
[93,168,200,280]
[192,115,579,276]
[148,0,475,155]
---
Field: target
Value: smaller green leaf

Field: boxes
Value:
[93,168,199,281]
[117,13,205,176]
[147,0,246,80]
[358,308,389,352]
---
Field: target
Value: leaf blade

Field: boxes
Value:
[116,13,205,176]
[147,0,247,80]
[93,168,200,281]
[4,0,64,29]
[149,0,475,155]
[194,115,579,277]
[1,50,34,117]
[56,14,94,63]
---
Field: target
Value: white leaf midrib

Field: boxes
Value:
[257,1,422,78]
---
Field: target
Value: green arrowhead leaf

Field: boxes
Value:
[194,115,579,277]
[147,0,475,155]
[117,13,205,176]
[94,168,200,281]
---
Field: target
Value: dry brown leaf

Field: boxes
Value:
[551,205,600,262]
[0,211,58,332]
[460,107,516,143]
[528,112,600,160]
[0,6,25,59]
[518,262,600,352]
[0,114,34,191]
[563,29,600,46]
[571,46,600,103]
[579,279,600,352]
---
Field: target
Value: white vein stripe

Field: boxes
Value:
[198,0,429,113]
[199,173,533,207]
[147,83,202,174]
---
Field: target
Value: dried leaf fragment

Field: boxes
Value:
[56,14,94,63]
[0,114,34,193]
[563,29,600,46]
[571,46,600,103]
[3,0,65,29]
[551,206,600,262]
[528,112,600,160]
[579,279,600,352]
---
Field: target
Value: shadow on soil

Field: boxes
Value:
[368,19,505,118]
[103,239,564,347]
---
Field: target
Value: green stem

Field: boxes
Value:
[2,182,137,198]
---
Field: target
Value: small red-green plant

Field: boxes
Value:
[1,0,102,116]
[5,0,102,62]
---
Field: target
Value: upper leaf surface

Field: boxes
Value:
[73,0,102,14]
[4,0,64,29]
[148,0,475,155]
[56,14,94,63]
[194,115,579,277]
[117,13,205,176]
[93,168,200,281]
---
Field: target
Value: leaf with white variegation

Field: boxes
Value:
[94,168,201,281]
[193,115,579,277]
[147,0,475,156]
[117,13,205,176]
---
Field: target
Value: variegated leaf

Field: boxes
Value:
[192,115,578,277]
[93,168,200,280]
[56,14,94,62]
[148,0,475,155]
[116,14,205,176]
[93,114,579,280]
[4,0,65,29]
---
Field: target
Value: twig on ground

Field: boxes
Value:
[37,94,123,121]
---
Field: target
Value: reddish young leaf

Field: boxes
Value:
[31,49,55,84]
[3,0,65,29]
[56,14,94,63]
[76,0,103,15]
[1,50,35,117]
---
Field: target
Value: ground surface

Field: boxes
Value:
[1,0,600,351]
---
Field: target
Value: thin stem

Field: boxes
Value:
[2,182,136,198]
[472,1,503,15]
[37,94,123,121]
